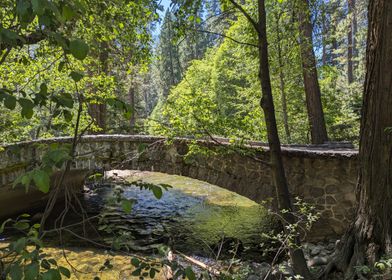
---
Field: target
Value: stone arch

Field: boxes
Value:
[0,135,358,239]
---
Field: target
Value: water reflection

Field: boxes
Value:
[84,171,276,260]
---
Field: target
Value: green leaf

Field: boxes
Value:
[42,269,61,280]
[38,14,52,26]
[131,267,142,276]
[149,268,157,278]
[58,61,65,72]
[159,183,173,190]
[57,92,74,108]
[21,106,34,118]
[19,98,34,119]
[69,39,89,60]
[41,259,51,270]
[14,221,30,231]
[131,258,140,267]
[39,83,48,95]
[185,267,196,280]
[30,237,43,247]
[25,262,40,280]
[10,238,27,253]
[70,71,84,82]
[62,5,76,21]
[59,266,71,278]
[1,29,23,44]
[121,199,133,214]
[48,259,57,265]
[32,0,47,15]
[63,110,72,122]
[32,169,50,193]
[16,0,31,20]
[19,213,30,218]
[20,173,32,190]
[4,94,16,109]
[151,185,163,199]
[9,264,23,280]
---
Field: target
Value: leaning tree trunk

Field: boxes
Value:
[323,0,392,278]
[257,0,311,278]
[297,0,329,144]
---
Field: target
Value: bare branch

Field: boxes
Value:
[0,31,46,52]
[0,48,12,65]
[190,28,258,48]
[227,0,259,32]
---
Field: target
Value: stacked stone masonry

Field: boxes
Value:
[0,135,358,240]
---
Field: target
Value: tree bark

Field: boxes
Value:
[347,0,355,84]
[297,0,329,144]
[275,14,291,143]
[320,4,328,66]
[323,0,392,278]
[257,1,310,278]
[88,42,108,133]
[128,84,136,134]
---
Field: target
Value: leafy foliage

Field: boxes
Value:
[0,215,71,280]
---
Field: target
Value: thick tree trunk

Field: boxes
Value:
[257,1,310,278]
[297,0,329,144]
[323,0,392,278]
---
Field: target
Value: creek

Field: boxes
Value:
[3,171,277,279]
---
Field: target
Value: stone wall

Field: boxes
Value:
[0,135,358,240]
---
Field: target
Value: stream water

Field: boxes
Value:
[98,171,274,255]
[3,171,277,279]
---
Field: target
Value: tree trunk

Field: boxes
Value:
[352,0,358,57]
[331,22,339,66]
[323,0,392,278]
[128,84,136,134]
[297,0,329,144]
[347,0,355,84]
[321,5,328,66]
[275,15,291,143]
[88,42,108,133]
[257,1,310,278]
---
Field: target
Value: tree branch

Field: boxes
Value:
[0,31,46,52]
[190,28,258,48]
[227,0,259,32]
[0,48,12,65]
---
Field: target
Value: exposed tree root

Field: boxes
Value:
[319,226,382,280]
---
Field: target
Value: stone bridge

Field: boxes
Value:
[0,135,358,240]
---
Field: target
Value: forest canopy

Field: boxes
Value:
[0,0,366,145]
